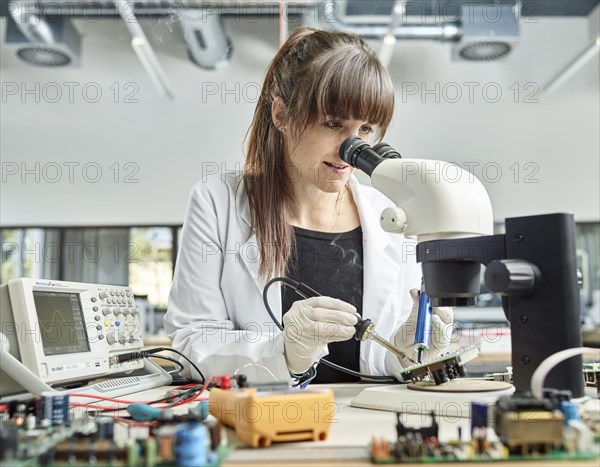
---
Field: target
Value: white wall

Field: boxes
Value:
[1,11,598,226]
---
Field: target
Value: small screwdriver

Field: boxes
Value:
[414,279,432,364]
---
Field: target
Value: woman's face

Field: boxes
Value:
[285,116,375,194]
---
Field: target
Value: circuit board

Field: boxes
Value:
[1,414,233,467]
[398,346,480,384]
[371,394,600,464]
[0,386,233,466]
[371,445,600,464]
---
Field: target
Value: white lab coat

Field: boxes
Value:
[164,172,422,382]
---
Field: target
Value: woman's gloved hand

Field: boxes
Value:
[393,289,454,368]
[282,296,359,375]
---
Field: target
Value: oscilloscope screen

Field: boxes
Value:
[33,291,91,355]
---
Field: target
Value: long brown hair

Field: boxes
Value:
[244,26,394,280]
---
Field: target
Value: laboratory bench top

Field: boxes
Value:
[98,383,600,466]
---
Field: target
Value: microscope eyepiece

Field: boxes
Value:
[339,136,388,176]
[372,142,401,159]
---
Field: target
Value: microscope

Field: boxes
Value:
[340,136,584,399]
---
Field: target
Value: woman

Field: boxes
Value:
[164,26,452,384]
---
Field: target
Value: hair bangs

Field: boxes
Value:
[311,49,394,139]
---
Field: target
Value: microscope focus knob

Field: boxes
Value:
[485,259,540,296]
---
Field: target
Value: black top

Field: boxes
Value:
[282,225,364,383]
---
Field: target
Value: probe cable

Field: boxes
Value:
[69,380,212,412]
[112,347,206,383]
[263,277,399,383]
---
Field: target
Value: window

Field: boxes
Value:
[129,227,174,309]
[1,228,49,283]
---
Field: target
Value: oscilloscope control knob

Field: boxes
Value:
[102,308,111,316]
[99,291,109,299]
[118,333,127,345]
[106,332,116,345]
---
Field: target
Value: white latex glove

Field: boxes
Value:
[282,296,359,375]
[393,289,454,368]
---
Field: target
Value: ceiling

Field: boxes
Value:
[1,1,599,17]
[345,0,600,17]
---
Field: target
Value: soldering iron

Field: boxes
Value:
[264,277,417,365]
[353,318,416,364]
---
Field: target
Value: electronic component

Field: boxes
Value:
[398,346,479,384]
[40,392,70,426]
[494,395,564,455]
[583,363,600,396]
[470,402,488,454]
[397,411,438,440]
[175,422,208,466]
[0,423,18,461]
[209,387,335,447]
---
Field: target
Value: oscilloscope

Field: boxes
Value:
[0,278,171,399]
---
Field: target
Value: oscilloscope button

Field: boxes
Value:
[96,325,102,331]
[99,291,109,299]
[106,332,116,345]
[102,308,111,316]
[91,297,97,303]
[94,315,101,321]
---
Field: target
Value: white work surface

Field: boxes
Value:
[108,383,599,466]
[224,383,469,465]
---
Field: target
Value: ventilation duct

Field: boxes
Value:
[315,1,520,61]
[453,3,520,61]
[5,5,81,67]
[315,1,460,41]
[178,10,232,70]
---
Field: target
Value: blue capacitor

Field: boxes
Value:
[560,401,579,425]
[471,402,488,430]
[41,392,70,426]
[175,422,207,467]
